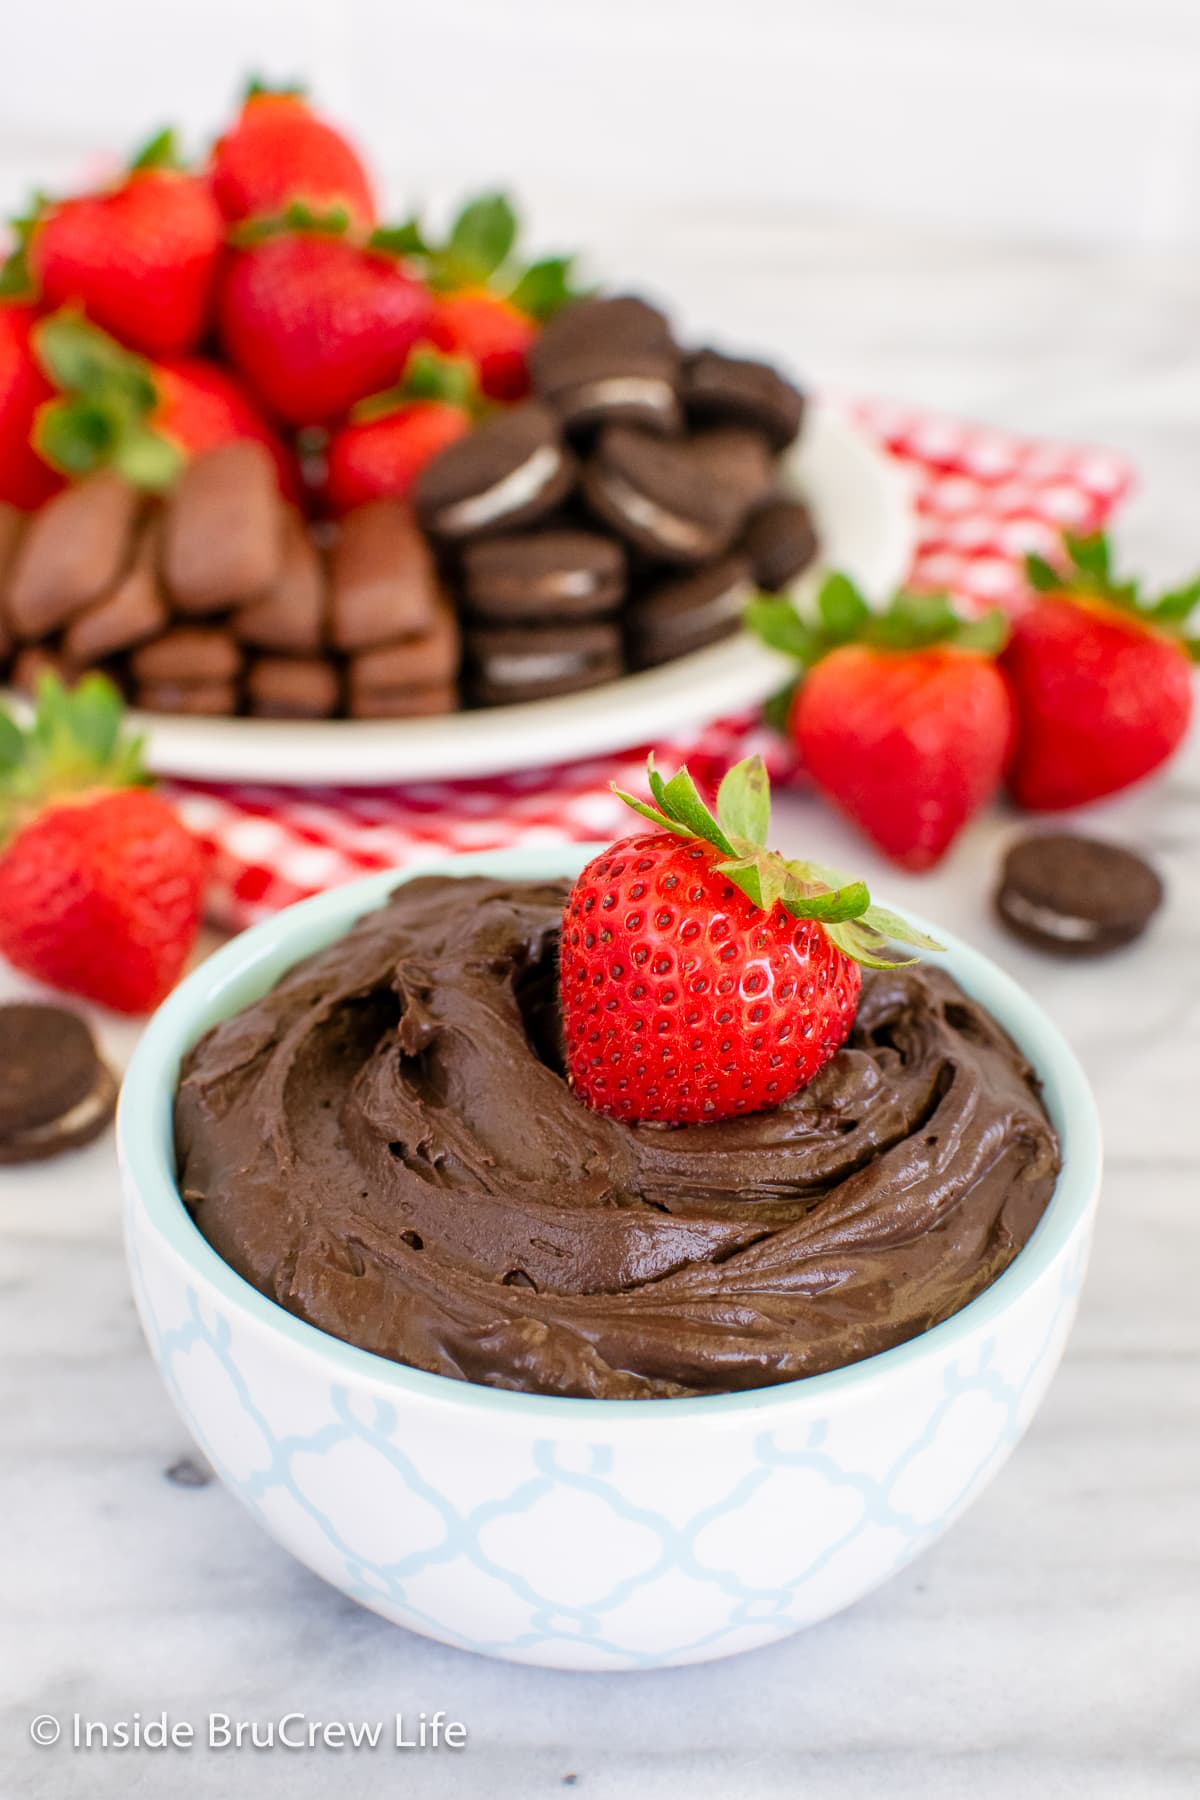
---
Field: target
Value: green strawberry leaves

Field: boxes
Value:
[369,219,430,258]
[0,673,149,845]
[447,193,518,282]
[1025,531,1200,659]
[508,256,579,322]
[0,190,52,299]
[351,347,479,422]
[234,200,353,246]
[129,127,183,173]
[35,310,157,406]
[31,311,183,491]
[613,754,943,969]
[387,190,584,317]
[243,74,306,102]
[716,756,770,846]
[747,573,1009,675]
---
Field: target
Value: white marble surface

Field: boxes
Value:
[3,213,1200,1798]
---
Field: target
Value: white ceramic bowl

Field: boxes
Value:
[119,848,1101,1671]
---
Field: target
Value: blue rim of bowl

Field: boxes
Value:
[118,845,1102,1425]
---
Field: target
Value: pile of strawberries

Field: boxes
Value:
[751,536,1199,871]
[0,82,574,519]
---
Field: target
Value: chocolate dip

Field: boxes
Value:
[176,877,1061,1399]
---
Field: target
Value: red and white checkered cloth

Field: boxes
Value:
[167,400,1133,931]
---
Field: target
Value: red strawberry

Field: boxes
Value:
[324,347,475,513]
[0,302,61,508]
[0,675,205,1013]
[394,192,580,400]
[560,755,939,1124]
[429,290,535,402]
[1005,533,1198,811]
[751,578,1013,870]
[31,310,298,497]
[149,357,300,496]
[25,131,223,358]
[327,400,471,513]
[217,213,435,424]
[212,82,376,230]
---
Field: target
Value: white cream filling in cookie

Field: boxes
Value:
[594,470,712,556]
[1002,892,1103,942]
[568,376,676,414]
[439,444,564,535]
[485,649,592,685]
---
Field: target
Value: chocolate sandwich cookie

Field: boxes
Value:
[330,501,441,650]
[996,833,1164,956]
[413,403,575,543]
[689,427,776,517]
[137,680,238,716]
[682,348,806,449]
[246,656,341,719]
[163,442,284,615]
[582,425,743,565]
[470,620,623,705]
[63,518,169,665]
[462,530,626,622]
[742,496,819,591]
[234,509,326,653]
[627,556,755,668]
[0,1003,118,1165]
[5,472,139,639]
[528,295,683,436]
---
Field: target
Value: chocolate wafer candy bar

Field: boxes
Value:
[131,627,243,685]
[346,590,461,717]
[9,644,74,695]
[163,442,284,615]
[246,656,341,719]
[330,501,441,650]
[234,509,326,652]
[5,473,139,639]
[0,503,24,659]
[63,517,169,665]
[137,680,238,716]
[350,682,458,719]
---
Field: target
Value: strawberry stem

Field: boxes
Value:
[748,574,1008,671]
[0,675,150,847]
[613,755,943,970]
[31,310,182,491]
[1025,531,1200,658]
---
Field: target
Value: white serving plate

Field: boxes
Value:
[14,405,916,786]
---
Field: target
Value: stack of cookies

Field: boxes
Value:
[413,295,817,706]
[0,442,460,720]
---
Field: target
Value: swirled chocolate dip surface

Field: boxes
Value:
[176,876,1061,1399]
